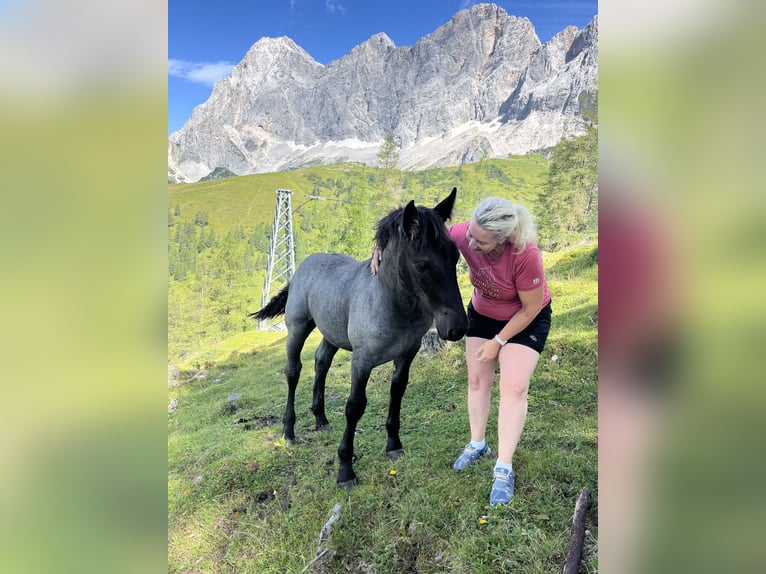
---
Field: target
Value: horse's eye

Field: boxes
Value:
[414,261,433,273]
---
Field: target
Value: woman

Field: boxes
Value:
[371,197,552,505]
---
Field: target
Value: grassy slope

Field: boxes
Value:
[168,157,549,234]
[169,170,307,231]
[168,244,597,573]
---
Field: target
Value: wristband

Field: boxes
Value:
[494,334,507,346]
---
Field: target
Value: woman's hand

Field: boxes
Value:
[474,339,502,363]
[370,247,382,275]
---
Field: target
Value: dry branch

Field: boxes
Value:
[562,487,590,574]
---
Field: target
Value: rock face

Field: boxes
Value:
[169,4,598,182]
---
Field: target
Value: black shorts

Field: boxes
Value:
[466,300,552,354]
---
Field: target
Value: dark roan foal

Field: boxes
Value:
[252,187,467,488]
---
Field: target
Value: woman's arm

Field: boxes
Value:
[474,285,545,362]
[496,285,545,343]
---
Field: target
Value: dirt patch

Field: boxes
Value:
[235,414,281,430]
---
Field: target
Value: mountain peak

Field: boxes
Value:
[250,35,296,50]
[345,32,396,58]
[451,2,531,31]
[244,36,318,64]
[463,2,505,19]
[368,32,395,46]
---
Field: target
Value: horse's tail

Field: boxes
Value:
[249,284,290,320]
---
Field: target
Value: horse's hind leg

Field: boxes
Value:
[312,338,338,431]
[282,319,315,446]
[386,345,420,460]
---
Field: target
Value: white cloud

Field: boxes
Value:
[325,1,346,15]
[168,59,235,86]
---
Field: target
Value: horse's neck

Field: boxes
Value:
[377,266,425,315]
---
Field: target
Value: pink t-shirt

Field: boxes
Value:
[449,221,551,321]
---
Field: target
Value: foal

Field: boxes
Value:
[253,188,467,488]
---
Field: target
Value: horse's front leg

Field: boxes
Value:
[386,345,420,460]
[337,358,372,489]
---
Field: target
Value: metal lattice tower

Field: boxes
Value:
[259,189,295,330]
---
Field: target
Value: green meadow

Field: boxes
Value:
[168,157,597,572]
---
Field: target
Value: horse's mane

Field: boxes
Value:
[374,204,451,254]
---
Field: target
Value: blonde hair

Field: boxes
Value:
[471,197,537,253]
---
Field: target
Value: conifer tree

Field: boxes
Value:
[376,134,400,170]
[194,211,209,227]
[538,93,598,250]
[377,134,402,197]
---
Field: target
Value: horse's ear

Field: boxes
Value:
[434,187,457,222]
[401,200,419,240]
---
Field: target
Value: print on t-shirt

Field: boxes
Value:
[472,266,500,299]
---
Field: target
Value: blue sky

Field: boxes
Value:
[169,1,598,134]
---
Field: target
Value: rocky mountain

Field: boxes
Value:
[169,3,597,183]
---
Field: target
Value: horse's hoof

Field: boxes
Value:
[337,478,357,491]
[315,423,331,432]
[387,449,405,461]
[284,437,295,447]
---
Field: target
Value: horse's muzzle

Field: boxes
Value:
[436,311,468,341]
